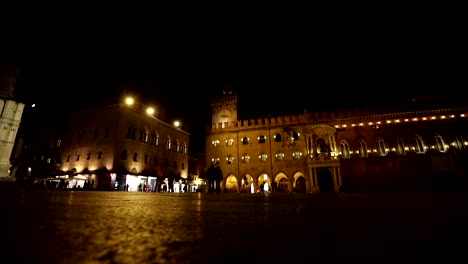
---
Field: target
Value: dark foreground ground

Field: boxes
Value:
[1,183,467,264]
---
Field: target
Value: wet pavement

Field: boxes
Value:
[1,184,468,263]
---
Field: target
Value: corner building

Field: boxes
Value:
[206,92,468,193]
[59,101,190,191]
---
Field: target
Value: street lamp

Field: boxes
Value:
[125,97,134,106]
[174,121,180,127]
[146,107,155,115]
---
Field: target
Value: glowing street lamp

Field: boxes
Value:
[174,121,180,127]
[146,107,155,115]
[125,97,134,106]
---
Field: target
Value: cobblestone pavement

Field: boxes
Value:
[1,184,467,263]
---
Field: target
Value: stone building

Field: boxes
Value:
[0,58,24,179]
[206,91,468,193]
[58,99,190,191]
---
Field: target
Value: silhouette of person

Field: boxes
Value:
[215,166,223,193]
[207,164,216,193]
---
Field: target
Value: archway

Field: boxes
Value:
[295,176,306,193]
[225,175,238,192]
[257,173,271,193]
[318,168,334,192]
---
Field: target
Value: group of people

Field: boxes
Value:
[206,164,223,193]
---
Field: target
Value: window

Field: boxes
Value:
[182,143,187,154]
[133,152,138,162]
[181,163,185,170]
[340,141,350,158]
[76,154,81,161]
[292,151,303,160]
[226,138,234,146]
[226,155,235,164]
[358,140,368,158]
[151,134,159,146]
[140,130,148,143]
[127,125,136,140]
[317,138,327,153]
[376,138,387,156]
[274,133,282,142]
[293,132,300,140]
[121,150,128,160]
[66,155,70,162]
[434,134,447,152]
[211,157,220,165]
[144,154,149,164]
[173,140,180,152]
[57,139,61,148]
[396,138,405,155]
[242,154,250,163]
[242,137,249,145]
[165,137,171,150]
[212,139,220,147]
[275,152,285,160]
[87,153,91,160]
[258,135,266,144]
[259,152,268,162]
[414,136,426,154]
[97,151,102,159]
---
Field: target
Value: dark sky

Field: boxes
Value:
[3,24,464,155]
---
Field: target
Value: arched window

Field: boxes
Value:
[181,143,187,154]
[226,155,235,164]
[140,129,148,143]
[212,139,220,147]
[226,138,234,146]
[258,135,266,144]
[97,151,102,159]
[127,125,136,140]
[173,139,180,152]
[259,152,268,162]
[151,130,159,146]
[340,140,350,158]
[165,136,171,150]
[211,156,220,165]
[292,151,303,160]
[396,138,405,155]
[434,134,447,152]
[293,132,300,140]
[414,135,426,154]
[376,137,387,156]
[358,140,368,158]
[242,154,250,163]
[242,137,249,145]
[275,152,285,160]
[274,133,282,142]
[133,152,138,162]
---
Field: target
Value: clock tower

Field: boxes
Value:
[210,89,238,125]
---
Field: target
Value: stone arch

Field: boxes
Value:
[318,167,334,192]
[240,173,255,193]
[274,172,289,193]
[292,171,307,193]
[257,172,272,192]
[224,173,239,193]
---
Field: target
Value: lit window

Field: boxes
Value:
[259,153,268,162]
[292,152,303,160]
[242,154,250,163]
[341,141,350,158]
[212,139,220,147]
[275,153,285,160]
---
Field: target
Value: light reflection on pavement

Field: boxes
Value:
[1,187,468,263]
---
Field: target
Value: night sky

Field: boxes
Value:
[2,26,464,155]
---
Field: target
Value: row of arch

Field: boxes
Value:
[218,169,336,193]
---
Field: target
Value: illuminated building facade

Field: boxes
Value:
[58,100,190,191]
[206,92,468,193]
[0,60,24,179]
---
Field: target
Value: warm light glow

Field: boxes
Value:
[352,124,356,127]
[386,120,391,123]
[431,116,436,120]
[31,104,36,108]
[343,124,347,128]
[395,119,400,123]
[335,125,339,128]
[413,118,418,121]
[368,122,373,125]
[441,115,446,119]
[125,97,134,105]
[422,117,427,120]
[174,121,180,127]
[146,107,155,115]
[461,114,465,117]
[404,119,409,122]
